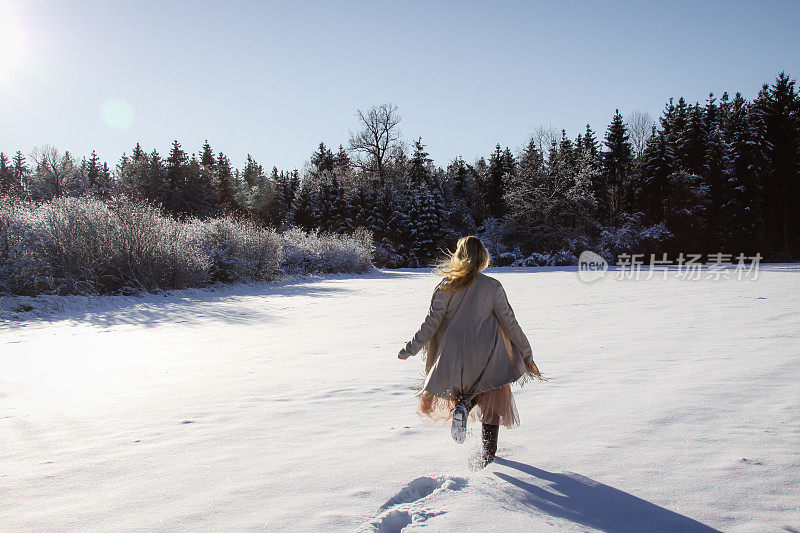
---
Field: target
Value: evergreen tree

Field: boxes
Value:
[0,153,13,195]
[583,124,606,217]
[408,138,432,188]
[583,124,600,166]
[289,178,321,231]
[437,161,478,255]
[86,150,100,191]
[720,92,765,254]
[232,168,247,207]
[98,162,112,197]
[601,109,634,223]
[504,136,596,257]
[216,152,235,208]
[667,97,689,154]
[334,144,350,177]
[250,165,275,222]
[388,187,411,266]
[288,170,300,206]
[317,173,346,232]
[184,151,217,217]
[704,93,719,136]
[147,149,167,203]
[165,140,189,213]
[266,167,292,227]
[677,103,706,175]
[659,98,678,146]
[518,140,546,183]
[238,154,274,219]
[637,129,673,224]
[114,144,158,200]
[131,142,146,162]
[484,144,513,219]
[241,154,263,189]
[753,72,800,258]
[407,186,439,264]
[345,182,371,231]
[200,140,216,170]
[703,94,727,248]
[12,151,28,197]
[662,169,710,254]
[310,142,335,179]
[447,157,473,203]
[555,131,575,168]
[636,99,710,253]
[368,186,397,266]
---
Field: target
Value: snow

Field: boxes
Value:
[2,266,799,532]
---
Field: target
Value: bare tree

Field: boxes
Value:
[348,103,401,181]
[29,145,86,199]
[626,110,655,159]
[528,125,560,157]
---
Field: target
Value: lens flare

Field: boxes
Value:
[0,2,26,79]
[101,97,135,129]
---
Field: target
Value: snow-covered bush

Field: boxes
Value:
[36,196,116,294]
[512,253,548,267]
[507,235,592,267]
[281,226,373,275]
[0,195,374,296]
[0,196,115,294]
[196,217,283,283]
[495,251,518,266]
[0,196,209,294]
[0,197,49,295]
[370,239,396,269]
[476,217,508,258]
[511,250,574,267]
[105,196,209,292]
[595,212,672,263]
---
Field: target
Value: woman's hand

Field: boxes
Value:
[398,349,410,360]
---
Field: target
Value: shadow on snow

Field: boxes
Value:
[1,274,357,329]
[492,457,720,533]
[4,264,799,329]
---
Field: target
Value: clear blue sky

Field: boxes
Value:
[1,0,799,172]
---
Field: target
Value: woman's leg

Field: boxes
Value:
[481,423,499,464]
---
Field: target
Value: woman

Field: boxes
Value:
[398,235,542,468]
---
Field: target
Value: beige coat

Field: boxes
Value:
[400,272,535,400]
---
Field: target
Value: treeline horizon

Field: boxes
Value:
[1,71,799,266]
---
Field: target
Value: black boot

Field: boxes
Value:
[451,400,468,444]
[481,423,499,466]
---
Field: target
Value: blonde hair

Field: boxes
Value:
[432,235,491,292]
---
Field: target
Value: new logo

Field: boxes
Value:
[578,250,607,282]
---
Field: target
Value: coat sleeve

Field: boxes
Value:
[492,281,534,363]
[399,283,450,359]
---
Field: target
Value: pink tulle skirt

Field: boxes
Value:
[416,384,520,429]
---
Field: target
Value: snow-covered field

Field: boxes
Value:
[2,266,799,532]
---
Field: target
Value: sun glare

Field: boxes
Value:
[0,1,26,79]
[101,97,135,129]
